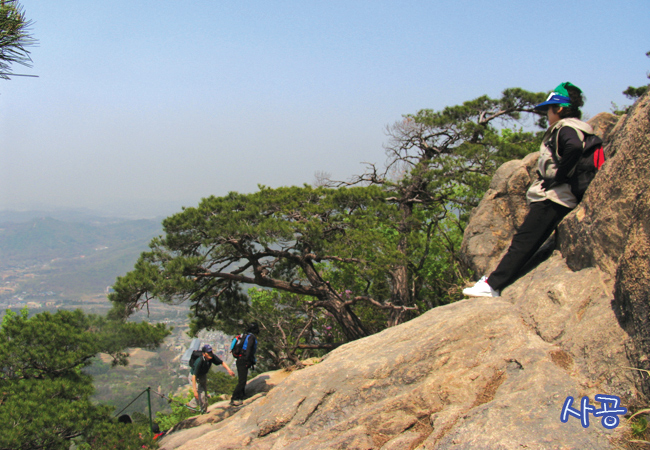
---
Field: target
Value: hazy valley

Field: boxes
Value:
[0,210,203,417]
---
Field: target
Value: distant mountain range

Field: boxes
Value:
[0,215,163,269]
[0,198,192,222]
[0,209,121,224]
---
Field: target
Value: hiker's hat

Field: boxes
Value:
[202,344,213,353]
[534,82,581,111]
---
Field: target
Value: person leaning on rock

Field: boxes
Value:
[463,82,594,298]
[230,322,259,406]
[190,344,235,412]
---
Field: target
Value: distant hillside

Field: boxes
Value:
[0,216,162,269]
[0,209,118,224]
[19,238,163,296]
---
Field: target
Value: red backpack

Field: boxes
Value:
[569,134,605,201]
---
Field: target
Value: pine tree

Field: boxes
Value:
[0,308,170,450]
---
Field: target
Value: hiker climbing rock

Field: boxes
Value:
[189,344,235,412]
[464,82,602,298]
[230,323,259,406]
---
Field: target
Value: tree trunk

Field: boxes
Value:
[321,293,368,341]
[389,259,409,327]
[298,259,369,341]
[389,201,413,326]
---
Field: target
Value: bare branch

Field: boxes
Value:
[344,295,419,312]
[296,343,343,350]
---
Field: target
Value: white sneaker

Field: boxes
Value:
[462,276,500,298]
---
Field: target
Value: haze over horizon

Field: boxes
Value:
[1,0,648,219]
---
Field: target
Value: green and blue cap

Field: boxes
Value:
[534,82,581,111]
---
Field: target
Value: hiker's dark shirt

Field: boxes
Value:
[191,354,223,377]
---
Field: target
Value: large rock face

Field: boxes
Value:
[157,95,649,449]
[159,266,638,450]
[558,92,650,394]
[459,152,538,278]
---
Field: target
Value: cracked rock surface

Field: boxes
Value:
[160,271,636,449]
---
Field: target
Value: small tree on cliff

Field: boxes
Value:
[110,185,415,341]
[612,51,650,115]
[330,88,547,320]
[622,51,650,100]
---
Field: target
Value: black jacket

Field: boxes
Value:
[240,333,257,366]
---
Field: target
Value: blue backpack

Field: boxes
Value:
[230,333,257,361]
[230,334,248,358]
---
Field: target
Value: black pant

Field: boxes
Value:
[487,200,572,291]
[232,358,249,401]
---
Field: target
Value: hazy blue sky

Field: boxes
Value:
[1,0,648,218]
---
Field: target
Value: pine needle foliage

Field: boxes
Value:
[0,308,170,450]
[0,0,36,80]
[110,185,406,341]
